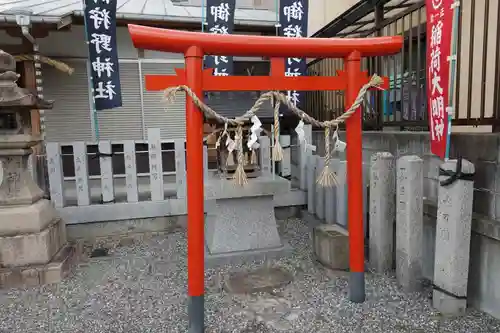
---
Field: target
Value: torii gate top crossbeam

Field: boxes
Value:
[128,24,403,58]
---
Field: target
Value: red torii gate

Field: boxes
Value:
[128,24,402,332]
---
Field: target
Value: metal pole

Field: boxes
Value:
[445,1,461,160]
[185,45,205,333]
[201,0,205,32]
[82,0,100,141]
[345,50,365,303]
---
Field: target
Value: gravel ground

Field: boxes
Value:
[0,218,499,333]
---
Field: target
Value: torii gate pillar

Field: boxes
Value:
[128,25,403,333]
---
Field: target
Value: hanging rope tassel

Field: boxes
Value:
[317,126,338,187]
[272,98,283,161]
[244,151,249,166]
[250,149,258,165]
[233,125,248,186]
[226,150,235,166]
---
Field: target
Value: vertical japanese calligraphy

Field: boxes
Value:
[205,0,236,76]
[279,0,309,109]
[425,0,454,159]
[84,0,122,110]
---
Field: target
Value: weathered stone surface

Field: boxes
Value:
[42,245,77,284]
[433,159,475,315]
[225,267,293,294]
[369,152,395,273]
[0,153,45,206]
[315,157,325,219]
[0,244,78,288]
[0,50,53,109]
[396,155,424,292]
[313,224,349,270]
[0,199,58,236]
[306,155,317,215]
[0,218,66,267]
[205,195,282,254]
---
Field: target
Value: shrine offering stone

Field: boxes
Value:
[204,174,290,261]
[313,224,349,270]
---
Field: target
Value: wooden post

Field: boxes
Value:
[345,51,365,303]
[185,46,205,333]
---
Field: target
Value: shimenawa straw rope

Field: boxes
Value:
[164,74,383,186]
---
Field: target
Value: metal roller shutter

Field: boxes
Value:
[96,61,143,140]
[43,60,93,142]
[205,61,274,119]
[141,61,186,140]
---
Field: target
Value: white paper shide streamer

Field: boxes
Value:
[226,135,236,153]
[247,115,262,150]
[332,127,346,153]
[295,119,316,152]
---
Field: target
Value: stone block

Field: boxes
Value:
[0,153,45,206]
[204,174,290,200]
[336,161,348,228]
[369,152,395,273]
[306,155,318,215]
[433,289,467,316]
[0,218,66,267]
[324,159,338,225]
[433,159,475,315]
[315,157,325,219]
[396,155,423,292]
[205,195,282,254]
[0,199,58,236]
[42,245,77,284]
[21,268,40,286]
[313,224,349,270]
[0,244,77,288]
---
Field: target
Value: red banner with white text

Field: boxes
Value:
[426,0,454,159]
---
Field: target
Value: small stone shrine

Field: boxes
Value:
[216,126,261,179]
[0,50,76,287]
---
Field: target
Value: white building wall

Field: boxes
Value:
[307,0,361,36]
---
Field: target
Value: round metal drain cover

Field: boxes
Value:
[225,267,293,294]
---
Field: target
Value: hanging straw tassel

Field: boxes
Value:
[244,152,249,166]
[226,150,235,166]
[272,99,283,161]
[232,126,248,186]
[250,149,258,165]
[316,126,338,187]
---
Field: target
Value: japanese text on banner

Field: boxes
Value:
[426,0,454,158]
[205,0,236,76]
[279,0,309,109]
[84,0,122,110]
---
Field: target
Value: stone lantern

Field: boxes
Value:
[0,49,76,287]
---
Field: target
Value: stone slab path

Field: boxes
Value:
[0,218,499,333]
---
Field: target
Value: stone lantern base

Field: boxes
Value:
[0,148,78,288]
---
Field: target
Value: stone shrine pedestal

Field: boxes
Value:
[204,174,292,267]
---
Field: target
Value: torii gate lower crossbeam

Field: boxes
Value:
[128,25,403,333]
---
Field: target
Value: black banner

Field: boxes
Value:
[279,0,309,109]
[205,0,236,76]
[84,0,122,111]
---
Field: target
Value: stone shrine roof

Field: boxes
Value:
[0,0,277,27]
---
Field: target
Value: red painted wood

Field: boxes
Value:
[129,24,403,58]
